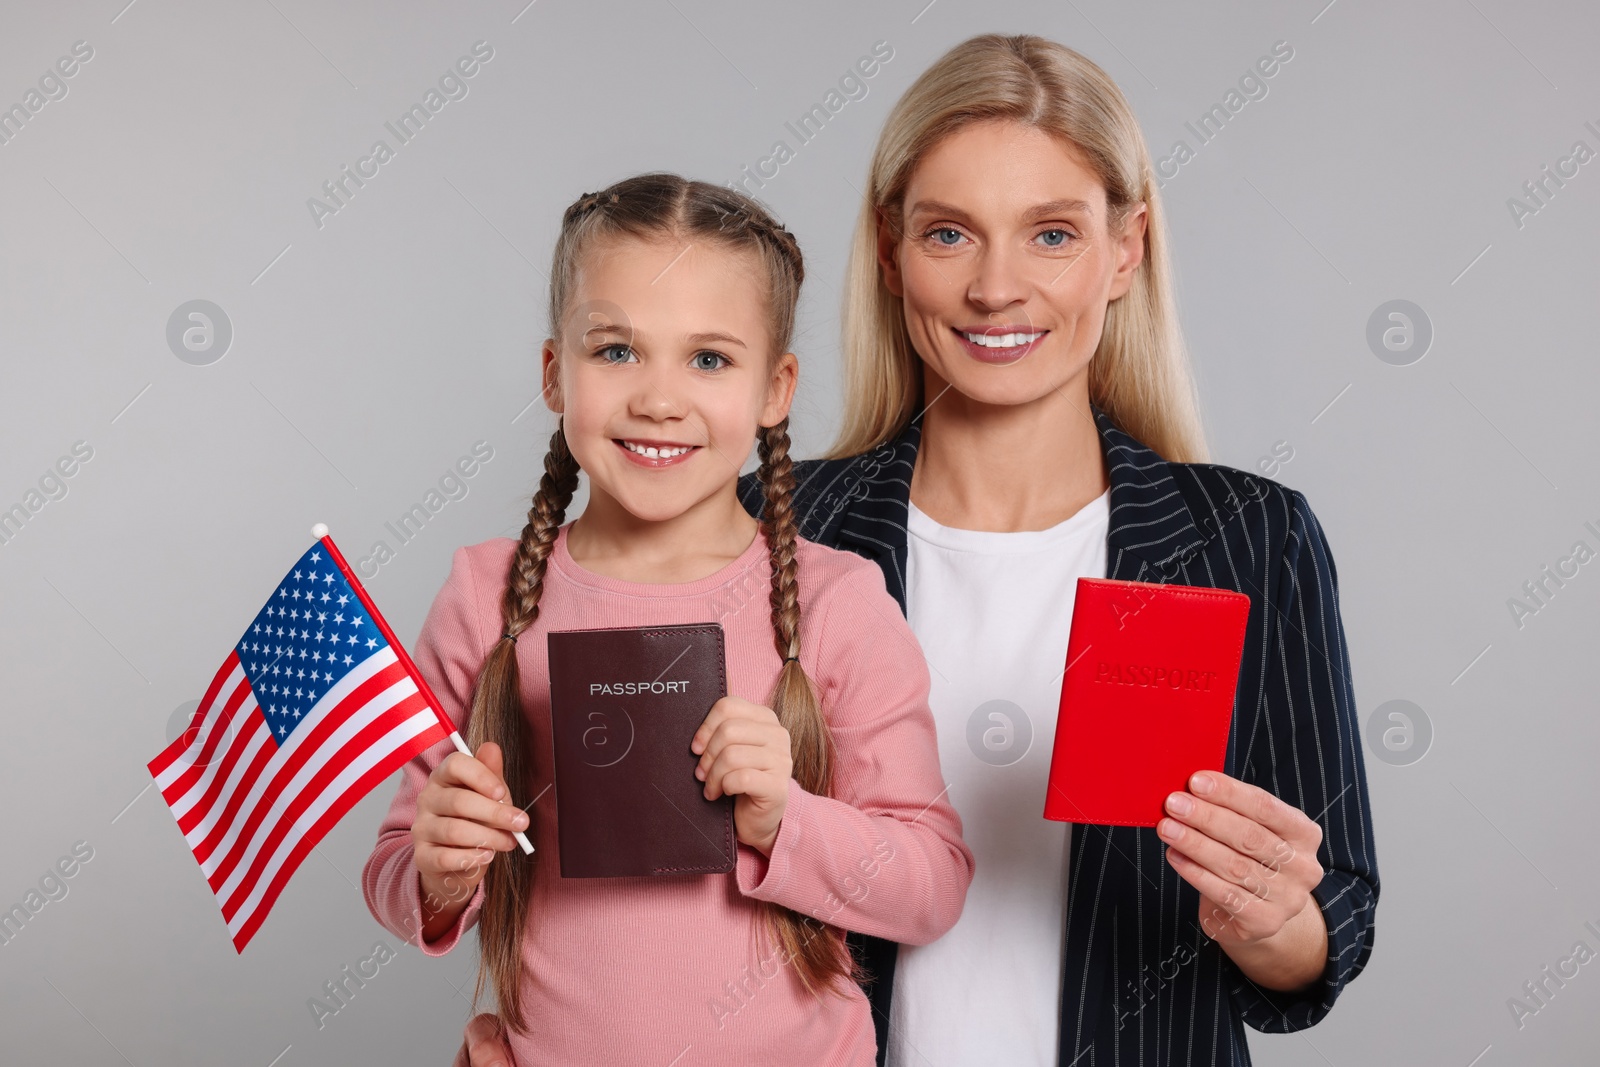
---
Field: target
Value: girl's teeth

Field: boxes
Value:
[624,441,691,458]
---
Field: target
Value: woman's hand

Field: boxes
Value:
[412,742,528,940]
[1158,770,1330,991]
[691,696,793,856]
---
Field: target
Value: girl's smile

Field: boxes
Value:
[613,437,702,466]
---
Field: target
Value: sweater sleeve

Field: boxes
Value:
[734,553,975,946]
[1228,490,1380,1030]
[360,545,490,956]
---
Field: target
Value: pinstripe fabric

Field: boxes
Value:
[738,404,1378,1066]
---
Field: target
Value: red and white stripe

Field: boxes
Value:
[148,646,447,951]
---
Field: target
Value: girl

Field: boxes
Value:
[361,173,974,1066]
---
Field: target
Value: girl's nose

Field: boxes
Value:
[628,372,687,421]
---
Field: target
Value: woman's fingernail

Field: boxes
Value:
[1159,818,1184,840]
[512,813,528,829]
[1191,773,1215,795]
[1167,792,1193,816]
[695,765,706,780]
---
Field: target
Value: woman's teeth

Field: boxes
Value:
[622,440,693,458]
[961,330,1045,348]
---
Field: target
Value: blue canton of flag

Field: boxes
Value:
[239,546,386,743]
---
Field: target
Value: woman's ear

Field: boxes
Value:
[540,339,564,414]
[760,351,799,428]
[1107,201,1148,302]
[875,209,904,298]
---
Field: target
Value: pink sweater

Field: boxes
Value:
[361,523,974,1066]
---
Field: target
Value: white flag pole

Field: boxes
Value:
[449,730,535,855]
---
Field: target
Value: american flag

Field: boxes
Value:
[147,531,452,951]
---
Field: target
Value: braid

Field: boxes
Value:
[502,423,582,642]
[563,188,620,225]
[759,422,801,659]
[727,206,806,290]
[757,418,832,789]
[753,218,804,284]
[756,416,855,995]
[466,419,581,1035]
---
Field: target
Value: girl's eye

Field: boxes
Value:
[597,343,637,364]
[692,351,730,371]
[1036,228,1077,248]
[925,227,966,246]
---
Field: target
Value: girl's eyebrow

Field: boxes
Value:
[581,324,747,350]
[685,331,747,349]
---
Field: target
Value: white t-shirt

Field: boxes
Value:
[886,489,1110,1067]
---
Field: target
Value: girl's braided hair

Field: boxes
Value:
[465,174,853,1033]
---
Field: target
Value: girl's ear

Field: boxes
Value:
[541,339,564,414]
[759,351,799,428]
[875,208,904,298]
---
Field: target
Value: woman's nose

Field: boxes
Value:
[967,244,1030,311]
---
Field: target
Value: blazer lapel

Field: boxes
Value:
[1096,409,1209,581]
[833,402,1209,608]
[833,415,923,613]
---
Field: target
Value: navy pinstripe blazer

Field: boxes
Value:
[737,403,1379,1067]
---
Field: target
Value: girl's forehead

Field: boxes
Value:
[563,234,773,347]
[572,234,768,298]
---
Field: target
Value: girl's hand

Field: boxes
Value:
[691,696,792,857]
[455,1012,513,1067]
[412,742,528,931]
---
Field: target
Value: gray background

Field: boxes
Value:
[1,0,1596,1063]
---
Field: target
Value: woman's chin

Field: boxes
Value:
[928,361,1090,411]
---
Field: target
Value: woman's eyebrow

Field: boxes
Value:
[1024,198,1094,220]
[905,199,973,223]
[905,197,1095,223]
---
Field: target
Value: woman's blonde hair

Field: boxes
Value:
[829,33,1208,464]
[465,173,855,1035]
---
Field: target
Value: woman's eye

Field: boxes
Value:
[927,227,965,246]
[693,351,730,371]
[1036,229,1077,248]
[597,343,637,364]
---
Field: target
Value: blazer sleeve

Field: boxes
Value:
[1230,489,1380,1031]
[360,546,489,955]
[733,553,975,946]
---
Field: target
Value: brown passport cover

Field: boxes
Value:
[546,622,735,877]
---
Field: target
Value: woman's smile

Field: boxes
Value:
[951,324,1050,364]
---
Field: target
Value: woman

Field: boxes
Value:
[461,32,1377,1067]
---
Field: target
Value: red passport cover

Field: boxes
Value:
[1043,578,1250,827]
[546,622,735,877]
